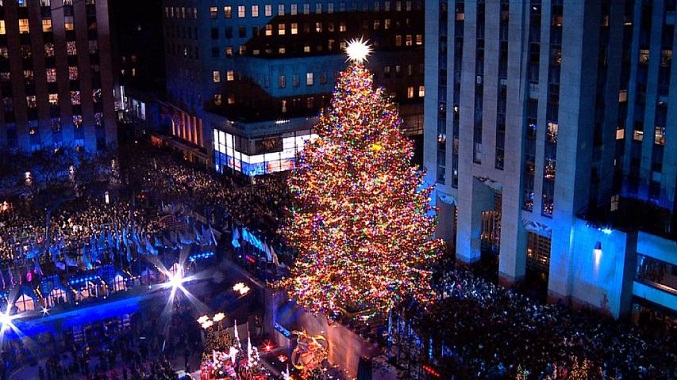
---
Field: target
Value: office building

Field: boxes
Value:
[424,0,676,320]
[162,0,424,174]
[0,0,117,153]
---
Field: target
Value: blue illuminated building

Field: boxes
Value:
[425,1,677,320]
[161,0,424,176]
[0,0,117,154]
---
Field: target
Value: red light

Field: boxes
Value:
[263,340,274,352]
[423,365,440,378]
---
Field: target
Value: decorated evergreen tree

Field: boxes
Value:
[278,40,443,316]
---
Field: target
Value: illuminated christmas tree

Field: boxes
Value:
[278,39,443,316]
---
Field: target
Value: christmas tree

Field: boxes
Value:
[277,39,443,316]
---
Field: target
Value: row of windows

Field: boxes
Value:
[165,1,421,19]
[207,22,420,40]
[0,41,97,59]
[3,89,99,108]
[0,17,77,34]
[211,62,422,86]
[0,64,100,82]
[3,0,97,6]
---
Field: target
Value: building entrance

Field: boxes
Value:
[480,192,502,283]
[525,232,551,302]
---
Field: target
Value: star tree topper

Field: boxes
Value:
[344,38,372,63]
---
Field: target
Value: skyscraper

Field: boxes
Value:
[0,0,117,153]
[161,0,424,175]
[425,0,676,319]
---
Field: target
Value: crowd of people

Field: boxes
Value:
[0,145,289,292]
[0,143,675,379]
[389,261,677,379]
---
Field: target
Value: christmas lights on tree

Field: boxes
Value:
[277,40,443,316]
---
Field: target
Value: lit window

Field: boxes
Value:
[45,43,55,57]
[93,89,102,103]
[339,22,346,32]
[418,85,425,97]
[633,130,643,141]
[252,5,259,17]
[23,70,34,81]
[0,21,5,35]
[42,19,52,32]
[239,45,246,55]
[224,6,232,18]
[0,47,6,58]
[278,4,285,15]
[407,87,414,98]
[210,6,218,19]
[304,44,310,53]
[306,72,314,85]
[291,23,298,34]
[73,114,83,126]
[291,4,297,15]
[639,49,649,64]
[214,94,222,105]
[278,75,286,88]
[227,95,235,104]
[67,41,77,55]
[661,49,672,67]
[49,93,59,105]
[70,91,81,105]
[618,89,627,102]
[65,16,74,31]
[316,3,322,13]
[225,46,233,57]
[212,70,221,83]
[416,34,423,45]
[328,3,334,13]
[68,66,78,80]
[405,35,413,46]
[226,70,234,81]
[26,95,37,108]
[395,35,402,46]
[18,0,27,6]
[384,19,391,29]
[265,5,272,16]
[616,128,624,140]
[19,19,30,34]
[238,5,245,17]
[655,126,665,145]
[279,46,286,54]
[46,68,56,82]
[265,24,273,36]
[303,3,310,14]
[315,22,322,32]
[278,24,285,35]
